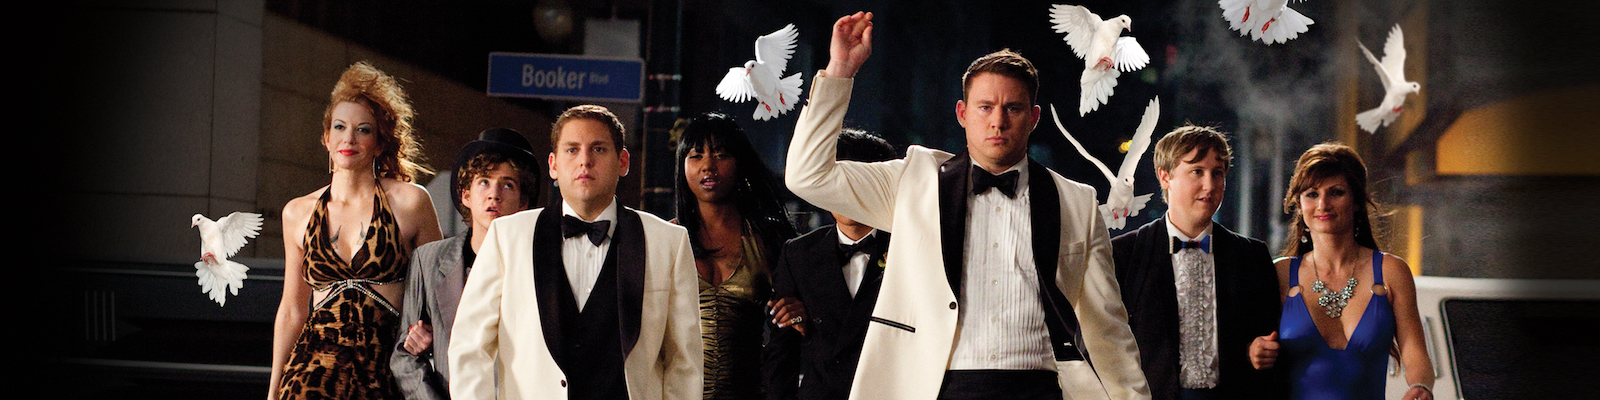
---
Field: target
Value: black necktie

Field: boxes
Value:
[561,215,611,246]
[971,167,1020,198]
[837,232,888,266]
[1170,235,1212,254]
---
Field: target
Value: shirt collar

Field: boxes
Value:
[1164,214,1214,242]
[838,227,880,245]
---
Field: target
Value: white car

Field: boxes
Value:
[1385,276,1600,398]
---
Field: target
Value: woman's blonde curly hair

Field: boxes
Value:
[323,61,431,182]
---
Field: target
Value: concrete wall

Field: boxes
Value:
[69,2,553,272]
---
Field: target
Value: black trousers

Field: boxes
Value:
[936,370,1061,400]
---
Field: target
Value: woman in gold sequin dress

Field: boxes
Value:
[269,62,442,399]
[674,113,798,399]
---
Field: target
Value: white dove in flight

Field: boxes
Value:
[1049,4,1150,116]
[191,211,263,306]
[716,23,803,121]
[1356,24,1420,134]
[1049,97,1161,230]
[1220,0,1315,45]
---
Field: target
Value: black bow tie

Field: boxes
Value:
[561,215,611,246]
[972,167,1020,198]
[1170,235,1212,254]
[837,232,887,266]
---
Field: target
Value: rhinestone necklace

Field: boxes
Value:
[1311,277,1358,318]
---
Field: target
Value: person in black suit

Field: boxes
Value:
[763,128,897,400]
[1111,125,1286,400]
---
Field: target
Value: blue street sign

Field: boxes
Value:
[487,52,644,103]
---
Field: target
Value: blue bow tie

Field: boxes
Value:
[1170,235,1211,254]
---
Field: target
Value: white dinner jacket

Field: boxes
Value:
[785,73,1151,400]
[447,206,702,400]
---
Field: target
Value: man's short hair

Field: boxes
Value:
[550,104,627,149]
[837,128,897,163]
[1152,124,1233,175]
[961,49,1039,104]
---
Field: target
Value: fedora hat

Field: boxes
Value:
[450,127,541,212]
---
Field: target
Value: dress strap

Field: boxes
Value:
[1371,251,1385,285]
[1288,257,1302,287]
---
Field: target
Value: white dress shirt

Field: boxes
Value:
[1165,216,1219,388]
[949,158,1054,371]
[837,228,881,298]
[562,199,619,311]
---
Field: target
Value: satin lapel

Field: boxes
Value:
[614,208,646,356]
[1027,161,1087,362]
[1207,222,1237,333]
[1028,161,1061,293]
[531,209,566,359]
[436,236,466,332]
[1142,218,1180,369]
[937,153,971,297]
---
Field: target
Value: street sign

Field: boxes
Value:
[487,52,644,103]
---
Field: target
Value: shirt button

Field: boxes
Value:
[995,206,1002,212]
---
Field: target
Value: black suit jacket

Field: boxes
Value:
[763,225,887,400]
[1111,217,1287,400]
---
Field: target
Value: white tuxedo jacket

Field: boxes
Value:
[785,74,1150,400]
[447,206,702,400]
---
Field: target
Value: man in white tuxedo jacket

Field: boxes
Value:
[449,105,702,400]
[784,12,1149,400]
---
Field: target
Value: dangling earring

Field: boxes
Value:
[328,157,334,174]
[1300,227,1310,244]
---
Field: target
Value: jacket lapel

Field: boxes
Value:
[1027,161,1088,362]
[436,235,466,332]
[531,209,566,360]
[937,153,971,297]
[613,208,646,357]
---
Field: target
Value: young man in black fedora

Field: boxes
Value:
[391,127,541,400]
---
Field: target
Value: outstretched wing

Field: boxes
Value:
[1049,104,1116,182]
[755,24,799,75]
[1049,4,1102,59]
[1112,37,1150,72]
[215,211,263,258]
[1117,97,1160,181]
[1379,24,1408,80]
[1358,42,1392,92]
[716,67,755,103]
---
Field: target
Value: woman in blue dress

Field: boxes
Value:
[1248,143,1434,400]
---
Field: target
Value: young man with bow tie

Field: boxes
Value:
[763,129,898,400]
[784,12,1150,400]
[1110,125,1285,400]
[448,105,702,400]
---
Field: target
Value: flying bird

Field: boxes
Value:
[716,23,804,121]
[1220,0,1315,45]
[1049,97,1161,230]
[191,211,263,306]
[1049,4,1150,116]
[1356,24,1420,134]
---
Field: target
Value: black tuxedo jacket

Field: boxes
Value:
[1111,218,1287,400]
[762,225,888,400]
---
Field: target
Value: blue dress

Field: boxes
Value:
[1279,251,1394,400]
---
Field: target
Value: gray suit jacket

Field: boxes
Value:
[391,235,468,400]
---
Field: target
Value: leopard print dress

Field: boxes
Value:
[278,184,409,399]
